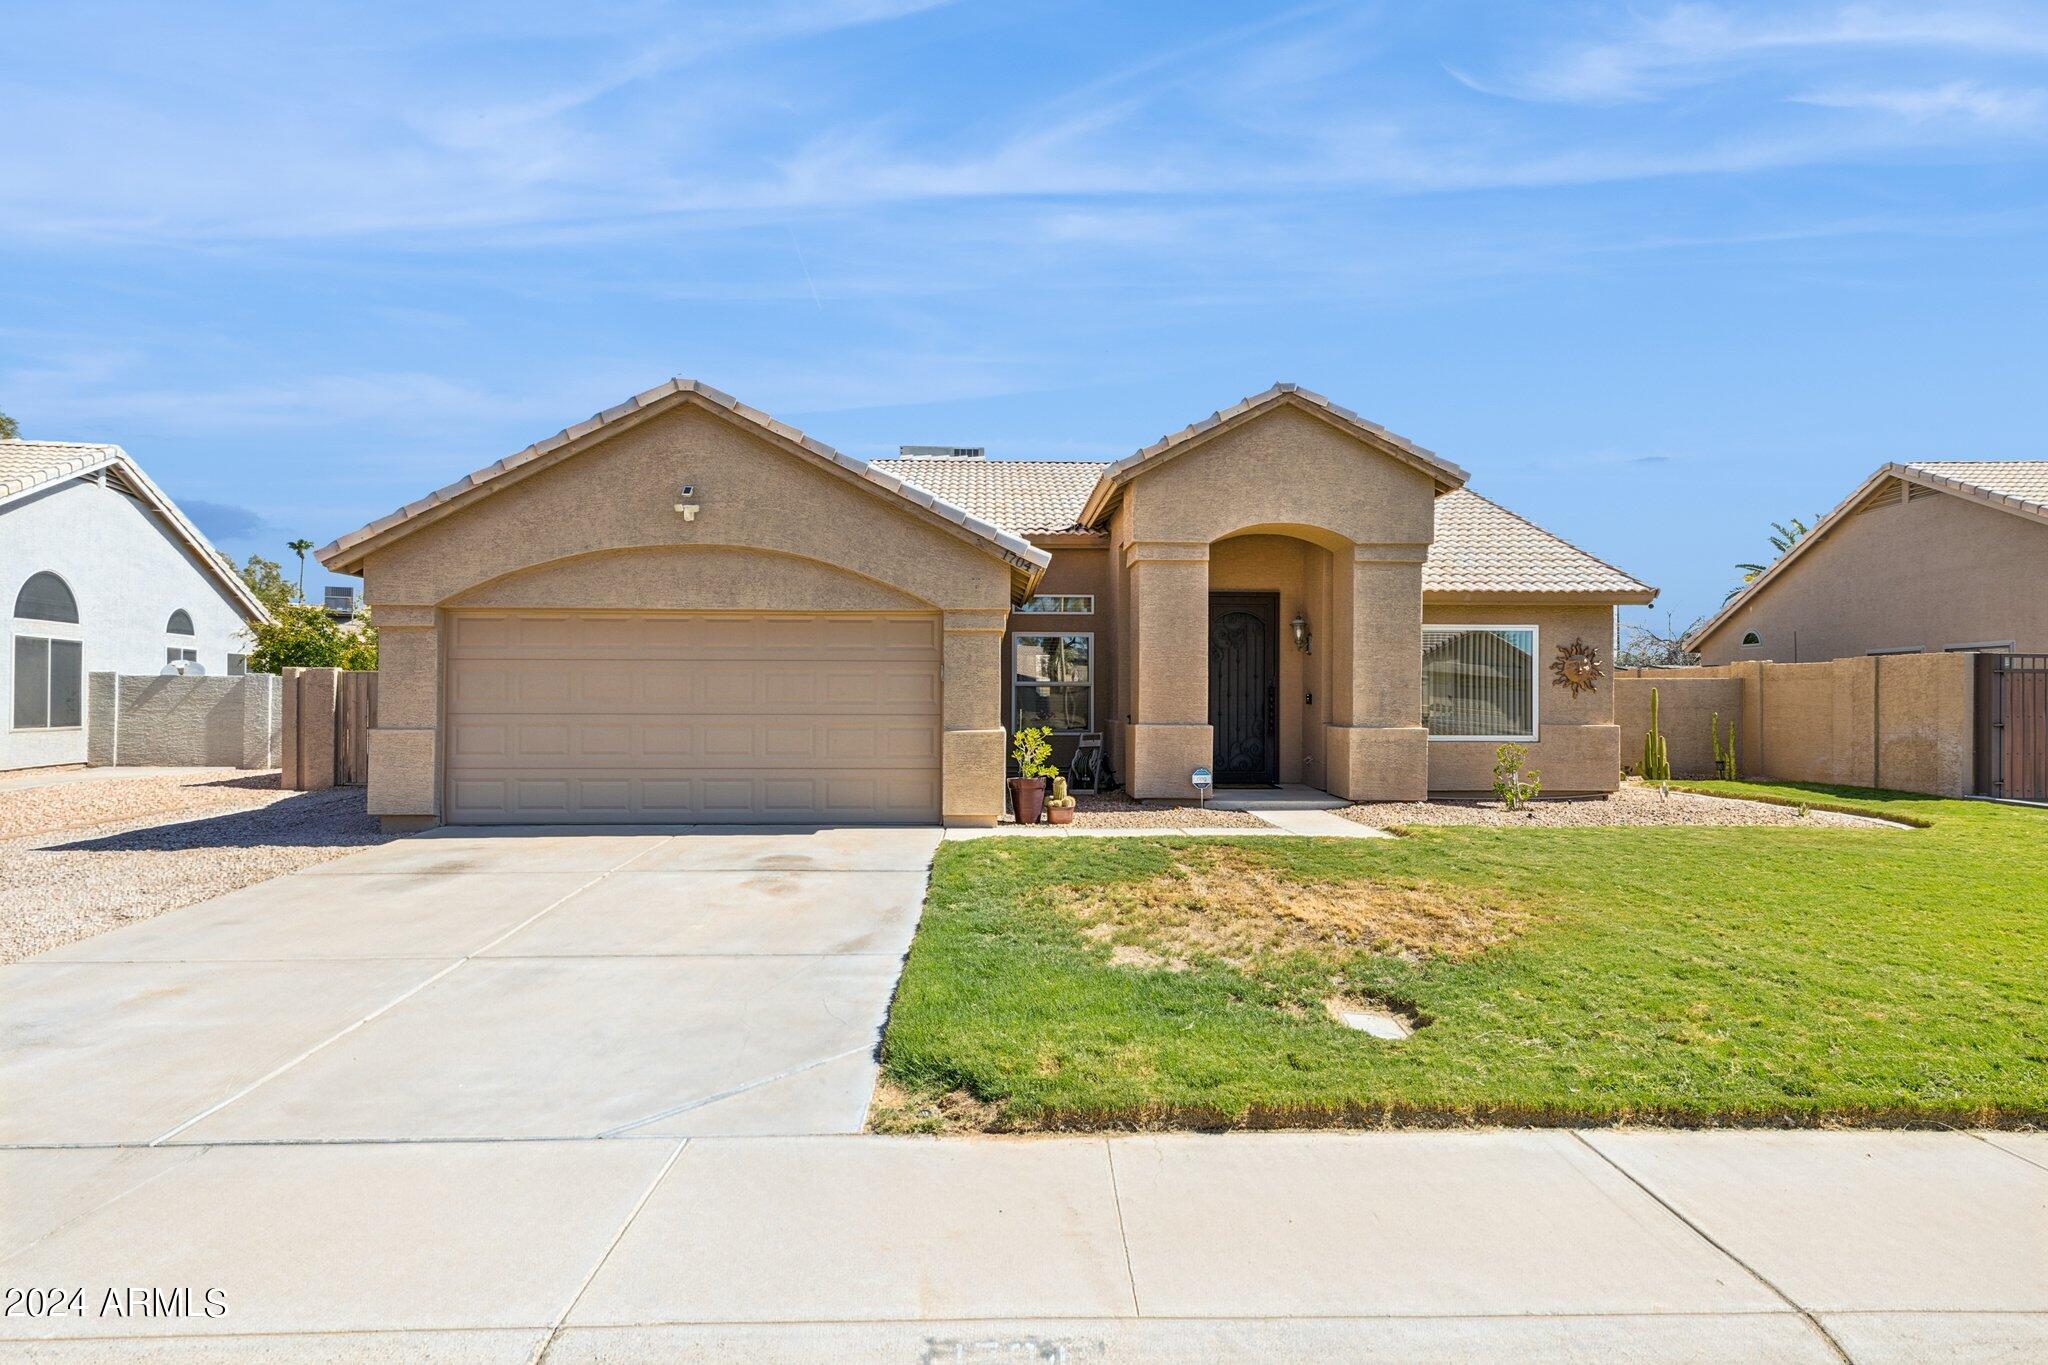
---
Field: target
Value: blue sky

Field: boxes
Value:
[4,1,2046,629]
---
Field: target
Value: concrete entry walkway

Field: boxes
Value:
[2,823,940,1145]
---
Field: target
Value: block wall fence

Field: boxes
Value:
[1615,651,1976,797]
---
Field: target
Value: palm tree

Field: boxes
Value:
[1726,517,1819,601]
[287,538,314,598]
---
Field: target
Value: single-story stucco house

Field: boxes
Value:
[1689,461,2048,664]
[317,379,1654,829]
[3,440,270,771]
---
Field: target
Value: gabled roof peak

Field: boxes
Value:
[1077,384,1468,527]
[316,376,1050,590]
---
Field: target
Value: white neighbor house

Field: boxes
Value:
[2,440,269,771]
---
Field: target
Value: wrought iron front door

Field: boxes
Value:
[1208,592,1279,784]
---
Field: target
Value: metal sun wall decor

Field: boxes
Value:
[1551,638,1604,697]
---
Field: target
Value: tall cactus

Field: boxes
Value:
[1712,711,1739,780]
[1641,687,1670,782]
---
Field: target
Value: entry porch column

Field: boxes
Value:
[1125,541,1211,798]
[1324,542,1429,801]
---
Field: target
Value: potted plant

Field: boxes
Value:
[1009,725,1055,824]
[1046,774,1076,825]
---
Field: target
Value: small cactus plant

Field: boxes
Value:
[1641,687,1671,783]
[1711,712,1740,780]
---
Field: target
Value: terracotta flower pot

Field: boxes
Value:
[1009,776,1048,825]
[1046,803,1075,825]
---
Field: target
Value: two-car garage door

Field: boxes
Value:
[443,611,942,824]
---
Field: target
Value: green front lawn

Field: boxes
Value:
[876,783,2048,1130]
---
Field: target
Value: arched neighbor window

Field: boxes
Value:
[1740,630,1763,648]
[12,572,82,730]
[166,609,195,635]
[14,572,78,623]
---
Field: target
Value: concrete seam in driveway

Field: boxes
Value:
[1570,1132,1853,1363]
[144,840,673,1146]
[533,1137,692,1363]
[597,1044,876,1138]
[1966,1129,2048,1174]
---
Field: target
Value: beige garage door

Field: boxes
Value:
[443,611,942,824]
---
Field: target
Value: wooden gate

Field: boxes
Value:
[1975,653,2048,801]
[335,671,377,787]
[282,667,378,791]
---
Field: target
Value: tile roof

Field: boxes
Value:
[867,458,1107,534]
[0,439,268,619]
[1427,489,1653,598]
[0,439,125,503]
[316,377,1051,585]
[1901,460,2048,516]
[1688,458,2048,649]
[879,457,1654,599]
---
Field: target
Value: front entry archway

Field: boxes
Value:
[1208,591,1279,784]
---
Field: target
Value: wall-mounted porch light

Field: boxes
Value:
[1291,613,1311,653]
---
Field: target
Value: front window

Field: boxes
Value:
[13,637,83,729]
[167,647,199,667]
[167,609,195,635]
[1014,633,1092,733]
[1422,626,1536,741]
[1018,594,1094,614]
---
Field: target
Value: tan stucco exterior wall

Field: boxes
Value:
[1697,486,2048,663]
[1107,402,1437,800]
[1423,602,1623,795]
[353,401,1018,827]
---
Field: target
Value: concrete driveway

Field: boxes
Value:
[2,823,941,1145]
[5,824,2046,1361]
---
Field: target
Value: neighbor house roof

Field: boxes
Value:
[1076,383,1470,527]
[881,456,1655,601]
[0,439,270,621]
[316,377,1052,594]
[1687,459,2048,649]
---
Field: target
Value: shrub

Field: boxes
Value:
[243,604,377,673]
[1491,743,1542,811]
[1010,725,1057,780]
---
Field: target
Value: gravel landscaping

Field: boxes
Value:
[1,770,391,963]
[1339,780,1887,830]
[1065,789,1269,829]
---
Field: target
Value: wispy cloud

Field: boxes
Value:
[1793,79,2048,125]
[1463,2,2048,105]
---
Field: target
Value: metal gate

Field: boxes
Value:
[1975,653,2048,801]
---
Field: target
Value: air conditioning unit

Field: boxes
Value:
[323,586,358,616]
[897,445,985,459]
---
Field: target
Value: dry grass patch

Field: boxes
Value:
[1045,844,1531,969]
[867,1078,1006,1134]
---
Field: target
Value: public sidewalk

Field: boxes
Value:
[3,1129,2043,1361]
